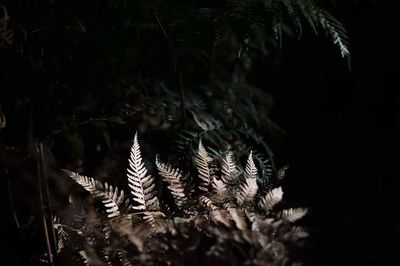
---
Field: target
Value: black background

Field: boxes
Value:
[1,0,399,265]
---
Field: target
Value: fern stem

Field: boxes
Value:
[37,144,56,265]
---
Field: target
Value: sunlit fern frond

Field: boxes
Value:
[200,196,231,227]
[127,132,160,212]
[156,155,189,207]
[196,139,212,192]
[116,249,133,266]
[77,250,90,266]
[281,207,309,222]
[221,152,239,185]
[66,171,121,218]
[237,151,258,206]
[258,186,283,211]
[53,216,69,254]
[226,204,248,231]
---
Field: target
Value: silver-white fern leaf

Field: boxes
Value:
[221,152,239,184]
[196,139,212,192]
[67,171,121,218]
[237,151,258,206]
[127,132,160,211]
[156,155,189,207]
[226,204,248,231]
[281,207,309,222]
[258,186,283,211]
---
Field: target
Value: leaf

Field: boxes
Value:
[221,152,239,184]
[66,171,122,218]
[237,151,258,206]
[156,155,189,207]
[200,196,230,227]
[127,132,160,212]
[53,216,69,254]
[192,112,222,131]
[226,204,247,231]
[258,186,283,211]
[196,139,212,192]
[281,208,309,222]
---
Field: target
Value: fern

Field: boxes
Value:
[55,133,308,265]
[226,204,248,231]
[281,207,309,222]
[127,132,160,211]
[155,155,190,207]
[196,139,212,192]
[226,0,349,57]
[221,152,240,185]
[237,151,259,206]
[258,186,284,211]
[67,171,122,218]
[53,216,69,254]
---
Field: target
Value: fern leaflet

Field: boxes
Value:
[127,132,160,211]
[237,151,259,206]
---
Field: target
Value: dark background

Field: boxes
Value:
[1,0,399,265]
[271,1,400,264]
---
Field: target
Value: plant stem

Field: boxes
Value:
[37,144,55,265]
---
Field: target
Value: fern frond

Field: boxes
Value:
[67,171,121,218]
[281,207,308,222]
[212,179,228,200]
[291,226,309,238]
[127,132,160,212]
[142,211,167,226]
[53,216,69,254]
[251,150,274,186]
[156,155,189,207]
[276,165,289,180]
[237,151,258,206]
[245,151,258,179]
[226,204,248,231]
[281,0,302,38]
[78,250,91,266]
[297,1,349,57]
[316,8,349,57]
[200,196,231,227]
[258,186,283,211]
[116,249,133,266]
[221,152,239,184]
[196,139,212,192]
[192,112,222,131]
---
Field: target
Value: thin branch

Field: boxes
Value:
[37,144,55,265]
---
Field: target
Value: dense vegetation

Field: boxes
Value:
[5,1,392,265]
